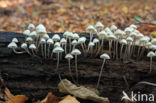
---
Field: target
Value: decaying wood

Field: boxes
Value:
[0,32,155,103]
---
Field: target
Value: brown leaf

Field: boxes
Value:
[7,95,28,103]
[40,92,60,103]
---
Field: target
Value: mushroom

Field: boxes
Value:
[93,38,99,52]
[40,38,46,58]
[52,34,60,42]
[47,38,54,58]
[60,38,67,54]
[97,53,110,88]
[26,37,33,44]
[29,44,37,56]
[147,51,156,73]
[78,37,86,53]
[71,49,81,82]
[107,34,116,56]
[95,22,104,32]
[88,42,95,56]
[72,40,78,50]
[86,25,96,42]
[65,53,74,81]
[36,24,47,37]
[110,24,117,33]
[119,39,127,59]
[21,43,32,56]
[66,32,73,52]
[28,23,35,31]
[8,42,21,54]
[12,38,18,43]
[53,46,64,71]
[73,33,79,40]
[23,30,30,37]
[125,37,133,60]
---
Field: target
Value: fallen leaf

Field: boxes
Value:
[59,95,80,103]
[7,95,28,103]
[40,92,60,103]
[58,79,110,103]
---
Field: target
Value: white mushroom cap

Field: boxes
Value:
[65,54,73,59]
[40,38,46,44]
[104,27,111,33]
[36,24,47,35]
[100,53,110,59]
[29,44,36,50]
[54,42,61,47]
[149,45,156,50]
[52,34,60,41]
[47,38,54,44]
[88,42,95,47]
[93,38,99,43]
[151,38,156,45]
[60,38,67,44]
[63,31,70,38]
[107,34,116,40]
[126,37,133,42]
[21,43,27,49]
[136,33,144,39]
[86,25,97,33]
[130,24,137,29]
[8,42,17,49]
[12,38,18,43]
[110,25,117,31]
[71,49,81,55]
[98,31,107,38]
[147,51,156,57]
[26,37,33,42]
[114,29,124,37]
[145,42,152,48]
[23,30,30,36]
[140,37,148,43]
[72,40,78,45]
[124,27,133,34]
[130,32,137,38]
[95,22,104,29]
[73,33,79,39]
[53,46,64,53]
[30,31,37,37]
[28,24,35,30]
[66,32,73,39]
[43,34,49,40]
[144,36,150,42]
[78,37,86,44]
[120,39,127,45]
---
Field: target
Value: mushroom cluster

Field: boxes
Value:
[8,22,156,85]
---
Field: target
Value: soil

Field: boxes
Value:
[0,32,156,103]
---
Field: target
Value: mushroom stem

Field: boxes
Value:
[68,59,75,82]
[44,44,47,59]
[75,55,78,83]
[97,58,106,88]
[48,44,50,58]
[69,38,71,52]
[81,43,85,53]
[13,48,25,54]
[56,52,60,71]
[65,44,67,54]
[90,32,93,42]
[41,44,44,57]
[149,57,153,74]
[120,44,124,59]
[116,40,119,59]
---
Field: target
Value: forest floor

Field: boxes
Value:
[0,0,156,37]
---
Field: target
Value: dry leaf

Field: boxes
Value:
[7,95,28,103]
[59,95,80,103]
[58,79,110,103]
[4,88,14,100]
[40,92,60,103]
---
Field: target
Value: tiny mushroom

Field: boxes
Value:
[12,38,18,43]
[95,22,104,32]
[28,24,35,31]
[71,49,81,83]
[23,30,30,37]
[53,46,64,71]
[29,44,37,56]
[21,43,31,55]
[97,53,110,88]
[52,34,60,42]
[65,53,74,81]
[147,51,156,73]
[8,42,19,54]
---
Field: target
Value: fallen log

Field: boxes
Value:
[0,32,155,103]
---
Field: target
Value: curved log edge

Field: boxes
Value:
[0,31,156,103]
